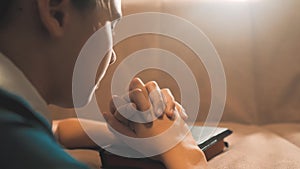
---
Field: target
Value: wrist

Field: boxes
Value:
[160,135,207,169]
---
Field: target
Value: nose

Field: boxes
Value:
[109,0,122,21]
[110,49,117,65]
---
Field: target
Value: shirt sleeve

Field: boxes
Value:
[0,109,90,169]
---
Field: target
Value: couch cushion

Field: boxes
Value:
[209,122,300,169]
[264,123,300,148]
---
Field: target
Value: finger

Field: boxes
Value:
[114,103,138,125]
[129,88,150,111]
[161,88,176,119]
[146,81,165,117]
[129,88,153,123]
[122,93,131,103]
[145,81,160,95]
[175,102,188,121]
[110,95,128,113]
[103,112,136,137]
[129,78,148,99]
[161,89,188,120]
[149,90,165,117]
[117,101,154,124]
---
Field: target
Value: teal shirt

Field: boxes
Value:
[0,88,89,169]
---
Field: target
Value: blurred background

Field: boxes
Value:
[50,0,300,125]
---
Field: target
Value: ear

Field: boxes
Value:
[37,0,70,38]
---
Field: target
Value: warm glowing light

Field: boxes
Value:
[214,0,258,2]
[195,0,260,2]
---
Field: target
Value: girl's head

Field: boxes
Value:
[0,0,122,107]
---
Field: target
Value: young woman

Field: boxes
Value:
[0,0,207,168]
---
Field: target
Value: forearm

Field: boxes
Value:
[161,135,207,169]
[55,118,119,149]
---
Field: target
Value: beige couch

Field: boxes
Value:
[50,0,300,168]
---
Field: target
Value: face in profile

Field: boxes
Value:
[43,0,122,108]
[0,0,122,107]
[70,1,122,108]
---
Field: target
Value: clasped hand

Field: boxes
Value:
[104,78,188,138]
[103,78,207,168]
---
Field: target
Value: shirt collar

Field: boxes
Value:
[0,52,51,123]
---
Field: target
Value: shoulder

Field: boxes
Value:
[0,88,89,169]
[0,88,52,131]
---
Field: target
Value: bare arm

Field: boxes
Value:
[53,79,183,150]
[53,118,119,149]
[160,133,207,169]
[105,78,208,169]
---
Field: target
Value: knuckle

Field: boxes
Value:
[175,101,181,108]
[162,88,175,101]
[129,88,143,99]
[146,81,158,89]
[161,88,172,97]
[132,77,142,84]
[161,88,171,93]
[132,88,143,95]
[129,78,143,90]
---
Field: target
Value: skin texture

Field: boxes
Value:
[104,78,208,169]
[0,0,103,107]
[0,0,207,168]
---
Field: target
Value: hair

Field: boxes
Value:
[0,0,14,25]
[0,0,95,26]
[71,0,96,10]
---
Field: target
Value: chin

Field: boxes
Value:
[72,84,97,109]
